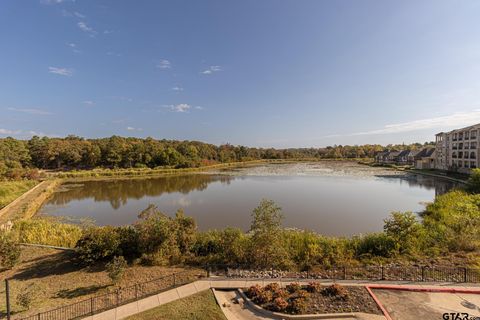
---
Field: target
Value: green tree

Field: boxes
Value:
[249,199,290,268]
[383,211,421,254]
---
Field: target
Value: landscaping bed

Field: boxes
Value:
[245,282,382,315]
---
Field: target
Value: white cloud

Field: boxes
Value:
[171,86,184,91]
[77,21,96,35]
[345,110,480,137]
[0,128,21,135]
[83,101,94,106]
[157,59,171,69]
[163,103,192,113]
[126,126,142,131]
[7,107,52,115]
[48,66,73,76]
[194,106,203,110]
[40,0,66,4]
[67,43,76,48]
[73,12,86,18]
[103,30,113,34]
[202,65,222,74]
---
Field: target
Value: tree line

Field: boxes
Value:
[0,135,434,179]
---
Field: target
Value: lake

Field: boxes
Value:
[39,162,457,236]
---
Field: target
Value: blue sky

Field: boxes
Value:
[1,0,480,147]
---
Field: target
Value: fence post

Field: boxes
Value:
[116,290,120,306]
[173,273,176,286]
[5,279,11,320]
[421,266,425,282]
[381,265,384,280]
[344,266,347,280]
[90,297,94,315]
[464,267,468,283]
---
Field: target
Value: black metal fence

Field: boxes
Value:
[207,264,480,283]
[13,270,206,320]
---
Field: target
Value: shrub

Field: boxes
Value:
[323,283,348,299]
[354,233,396,258]
[106,256,127,283]
[272,297,288,312]
[254,290,273,304]
[384,211,422,254]
[16,285,38,310]
[286,282,302,294]
[287,297,308,314]
[246,285,263,299]
[0,231,20,269]
[306,281,322,293]
[75,226,121,265]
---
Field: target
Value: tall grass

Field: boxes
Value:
[14,218,83,248]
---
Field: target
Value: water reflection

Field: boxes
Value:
[50,175,234,209]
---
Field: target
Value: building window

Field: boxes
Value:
[471,152,476,159]
[471,162,477,169]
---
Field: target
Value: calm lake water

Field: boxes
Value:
[39,162,457,236]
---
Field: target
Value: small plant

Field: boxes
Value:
[0,231,20,269]
[254,289,273,304]
[264,282,280,292]
[306,281,322,293]
[286,282,302,294]
[246,285,263,299]
[287,296,308,314]
[272,297,288,312]
[16,286,38,310]
[323,283,349,299]
[106,256,127,283]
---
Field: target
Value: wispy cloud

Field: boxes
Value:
[337,110,480,137]
[163,103,192,113]
[77,21,96,35]
[194,106,203,110]
[0,128,21,135]
[126,126,142,131]
[156,59,171,69]
[201,65,222,74]
[73,11,86,18]
[7,108,52,115]
[48,66,73,76]
[83,101,94,106]
[171,86,184,91]
[40,0,68,4]
[0,128,57,137]
[103,30,113,34]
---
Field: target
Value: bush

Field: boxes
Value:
[354,233,396,258]
[254,290,273,304]
[0,231,20,269]
[287,296,308,314]
[16,285,38,310]
[75,226,122,265]
[246,285,263,299]
[286,282,302,294]
[272,297,288,312]
[306,281,322,293]
[323,283,348,299]
[106,256,127,283]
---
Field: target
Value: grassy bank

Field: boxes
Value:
[0,179,60,223]
[0,246,205,317]
[0,180,37,210]
[126,290,226,320]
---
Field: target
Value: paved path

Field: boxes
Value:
[213,289,272,320]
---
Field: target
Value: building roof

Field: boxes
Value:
[416,147,435,158]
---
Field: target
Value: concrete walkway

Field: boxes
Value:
[80,278,480,320]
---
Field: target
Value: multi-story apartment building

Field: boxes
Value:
[435,123,480,173]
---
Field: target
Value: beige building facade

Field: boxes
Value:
[435,124,480,173]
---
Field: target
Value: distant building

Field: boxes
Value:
[435,123,480,173]
[414,148,436,170]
